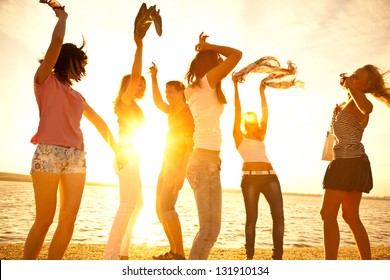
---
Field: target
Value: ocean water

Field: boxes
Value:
[1,181,389,249]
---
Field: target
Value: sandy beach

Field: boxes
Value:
[1,243,389,260]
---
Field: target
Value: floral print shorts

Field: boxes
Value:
[31,144,86,174]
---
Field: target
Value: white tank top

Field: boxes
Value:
[237,137,270,163]
[185,76,224,151]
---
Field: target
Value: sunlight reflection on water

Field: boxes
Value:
[1,182,390,249]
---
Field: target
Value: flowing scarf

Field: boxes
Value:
[234,56,304,89]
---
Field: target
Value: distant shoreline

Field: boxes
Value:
[0,172,117,187]
[0,172,32,182]
[1,171,389,200]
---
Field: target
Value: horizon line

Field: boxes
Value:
[1,171,389,200]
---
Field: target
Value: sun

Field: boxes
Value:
[123,100,168,186]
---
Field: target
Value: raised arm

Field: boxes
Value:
[149,62,169,114]
[36,8,67,85]
[121,32,143,104]
[345,76,373,115]
[83,102,127,169]
[258,80,268,140]
[196,33,242,89]
[232,74,243,148]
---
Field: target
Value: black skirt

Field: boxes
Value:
[322,156,373,193]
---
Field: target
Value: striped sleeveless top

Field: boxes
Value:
[331,110,367,159]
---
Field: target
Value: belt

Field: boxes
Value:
[242,170,276,175]
[194,148,220,155]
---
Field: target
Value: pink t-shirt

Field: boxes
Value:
[31,73,85,150]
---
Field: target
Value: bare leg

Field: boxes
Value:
[162,221,175,253]
[47,173,85,259]
[164,217,185,257]
[23,172,60,259]
[155,164,185,259]
[320,189,345,260]
[342,191,371,260]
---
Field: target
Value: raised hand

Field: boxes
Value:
[339,73,348,87]
[232,73,238,85]
[199,32,209,43]
[149,62,158,77]
[40,0,63,10]
[53,5,67,19]
[195,32,210,52]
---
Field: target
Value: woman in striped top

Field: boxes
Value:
[320,65,390,260]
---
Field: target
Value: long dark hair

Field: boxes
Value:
[39,38,88,85]
[185,50,227,104]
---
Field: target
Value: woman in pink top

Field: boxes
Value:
[23,7,124,260]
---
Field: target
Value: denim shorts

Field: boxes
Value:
[31,144,86,174]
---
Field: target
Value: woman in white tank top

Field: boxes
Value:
[184,33,242,260]
[232,75,284,260]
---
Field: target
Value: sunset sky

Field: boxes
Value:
[1,0,389,197]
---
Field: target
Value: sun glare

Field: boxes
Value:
[137,117,167,184]
[130,188,164,246]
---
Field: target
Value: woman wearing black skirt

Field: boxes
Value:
[320,65,390,260]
